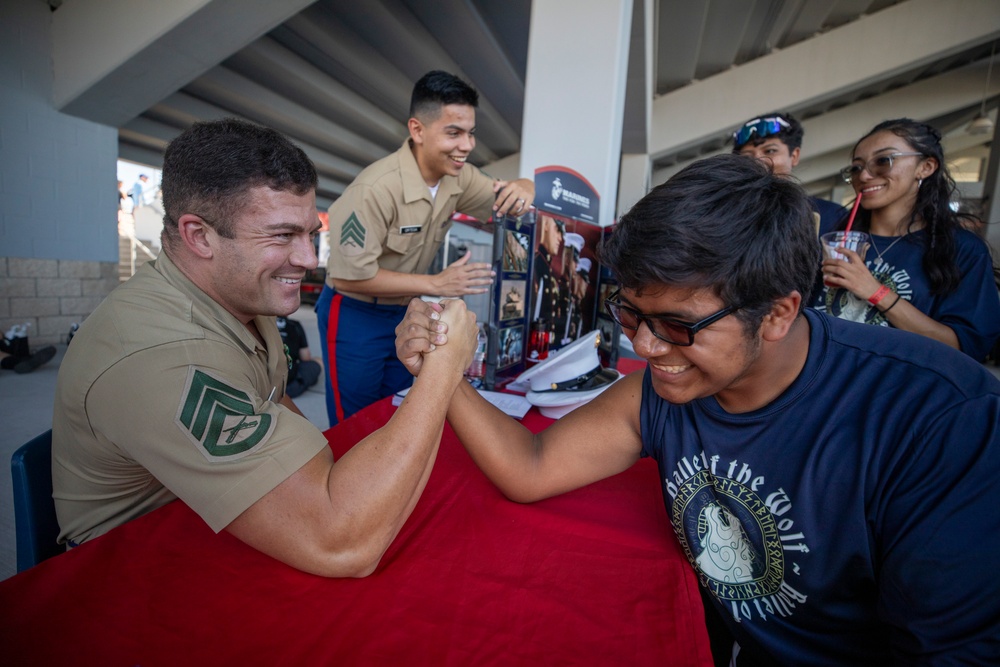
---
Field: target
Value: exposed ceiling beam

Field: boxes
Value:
[694,0,753,79]
[278,9,501,164]
[650,0,1000,161]
[225,37,406,148]
[184,66,389,166]
[655,0,708,91]
[318,0,519,156]
[653,57,1000,188]
[279,10,414,119]
[54,0,316,126]
[402,0,527,131]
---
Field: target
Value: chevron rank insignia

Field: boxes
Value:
[176,368,275,461]
[339,212,366,257]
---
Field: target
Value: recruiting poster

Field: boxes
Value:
[534,166,601,225]
[530,212,603,354]
[473,165,618,389]
[529,166,604,358]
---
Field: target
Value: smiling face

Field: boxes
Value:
[205,186,320,324]
[850,130,936,220]
[408,103,477,186]
[619,284,767,410]
[737,138,800,176]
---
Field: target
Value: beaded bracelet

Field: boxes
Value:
[868,285,891,305]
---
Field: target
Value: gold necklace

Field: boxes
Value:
[870,234,905,269]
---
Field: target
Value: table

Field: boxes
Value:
[1,396,711,666]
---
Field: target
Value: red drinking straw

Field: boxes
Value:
[841,190,863,243]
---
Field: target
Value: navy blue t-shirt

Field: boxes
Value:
[640,309,1000,665]
[811,228,1000,361]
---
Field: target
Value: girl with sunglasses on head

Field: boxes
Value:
[812,117,1000,360]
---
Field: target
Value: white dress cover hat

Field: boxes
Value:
[510,331,622,419]
[564,232,585,255]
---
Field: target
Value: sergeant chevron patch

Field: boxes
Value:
[340,212,366,257]
[176,368,274,461]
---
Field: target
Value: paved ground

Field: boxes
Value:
[0,304,326,581]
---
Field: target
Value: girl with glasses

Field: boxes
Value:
[812,117,1000,361]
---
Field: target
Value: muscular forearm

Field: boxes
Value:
[449,373,645,505]
[334,352,473,558]
[228,347,467,578]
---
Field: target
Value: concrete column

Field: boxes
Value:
[519,0,633,227]
[618,153,651,218]
[981,109,1000,250]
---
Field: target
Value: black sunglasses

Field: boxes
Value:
[603,289,739,346]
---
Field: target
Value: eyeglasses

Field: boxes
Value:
[604,290,739,346]
[839,152,923,183]
[733,117,791,147]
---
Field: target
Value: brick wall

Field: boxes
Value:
[0,256,118,347]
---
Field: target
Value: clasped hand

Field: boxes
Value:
[395,298,477,377]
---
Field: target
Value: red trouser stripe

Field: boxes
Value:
[326,293,346,424]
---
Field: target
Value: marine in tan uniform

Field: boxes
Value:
[52,118,479,578]
[316,70,535,426]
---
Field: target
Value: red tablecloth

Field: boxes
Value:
[0,395,710,666]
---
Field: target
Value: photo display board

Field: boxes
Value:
[529,212,603,355]
[595,225,620,368]
[484,212,534,389]
[528,165,614,364]
[472,166,622,390]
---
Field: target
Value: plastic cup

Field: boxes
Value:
[821,231,869,262]
[820,231,869,287]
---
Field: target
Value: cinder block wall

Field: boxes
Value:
[1,1,120,350]
[0,257,118,347]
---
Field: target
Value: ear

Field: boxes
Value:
[916,156,938,181]
[407,117,424,146]
[760,292,802,342]
[789,146,801,168]
[176,213,215,259]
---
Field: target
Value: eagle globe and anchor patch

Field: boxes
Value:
[176,368,275,462]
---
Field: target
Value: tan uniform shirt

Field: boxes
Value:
[326,139,496,303]
[52,253,328,545]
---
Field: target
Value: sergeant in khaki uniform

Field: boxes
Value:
[317,70,535,426]
[52,118,479,577]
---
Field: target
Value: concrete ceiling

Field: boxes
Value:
[54,0,1000,211]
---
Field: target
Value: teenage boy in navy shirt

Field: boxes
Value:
[398,154,1000,665]
[732,112,846,235]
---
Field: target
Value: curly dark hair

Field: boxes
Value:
[600,154,819,337]
[160,118,317,246]
[840,118,972,295]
